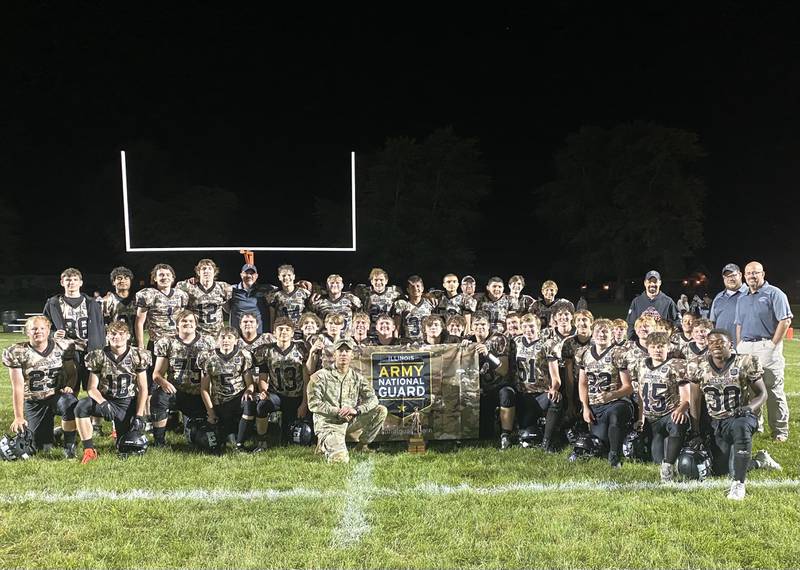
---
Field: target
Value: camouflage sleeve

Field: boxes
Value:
[575,346,586,369]
[613,347,628,370]
[84,349,104,374]
[561,339,575,360]
[153,337,171,358]
[135,289,150,309]
[349,293,362,309]
[175,280,191,294]
[222,282,233,302]
[307,370,338,417]
[545,338,561,362]
[744,354,764,385]
[196,351,210,372]
[132,347,153,371]
[241,350,254,374]
[178,290,189,309]
[354,371,379,415]
[55,338,76,361]
[391,299,406,317]
[672,359,688,385]
[684,361,700,384]
[2,345,23,368]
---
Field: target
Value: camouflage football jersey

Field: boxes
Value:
[509,335,556,393]
[467,333,509,390]
[686,354,763,420]
[681,342,708,365]
[198,348,253,405]
[2,339,75,401]
[176,280,233,336]
[670,331,692,354]
[431,291,467,318]
[509,294,535,314]
[475,293,513,333]
[253,341,309,398]
[530,298,563,329]
[313,293,362,332]
[306,332,337,371]
[103,292,138,338]
[135,288,189,344]
[85,346,152,399]
[268,287,311,324]
[59,296,91,351]
[560,335,592,387]
[623,339,650,372]
[153,334,217,395]
[392,297,435,341]
[359,286,403,326]
[238,333,275,374]
[579,345,628,406]
[631,357,688,419]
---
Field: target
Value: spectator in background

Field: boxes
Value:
[677,294,690,316]
[625,270,679,339]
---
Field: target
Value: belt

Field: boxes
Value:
[741,337,769,342]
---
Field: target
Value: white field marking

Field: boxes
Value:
[120,150,358,252]
[331,458,375,548]
[2,477,800,505]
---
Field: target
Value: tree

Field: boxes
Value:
[536,122,706,300]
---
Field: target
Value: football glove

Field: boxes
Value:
[97,401,115,421]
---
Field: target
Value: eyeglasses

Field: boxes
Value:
[744,271,763,277]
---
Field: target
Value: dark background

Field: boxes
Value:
[3,2,799,300]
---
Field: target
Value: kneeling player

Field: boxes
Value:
[578,319,634,468]
[3,316,79,457]
[686,329,770,500]
[198,327,256,452]
[510,314,562,451]
[76,322,150,463]
[151,310,217,446]
[631,332,691,482]
[252,317,310,448]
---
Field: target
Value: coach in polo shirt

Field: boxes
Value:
[229,264,275,334]
[735,261,792,442]
[625,270,680,338]
[710,263,749,342]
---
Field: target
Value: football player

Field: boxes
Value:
[561,309,594,421]
[459,275,479,333]
[368,314,405,346]
[508,275,535,314]
[611,319,628,347]
[268,264,311,326]
[686,329,770,499]
[102,267,139,346]
[357,268,402,333]
[306,313,346,372]
[135,264,189,351]
[504,312,522,339]
[578,319,634,467]
[420,315,457,345]
[631,332,691,481]
[671,312,695,354]
[432,273,463,319]
[682,317,710,364]
[237,312,275,354]
[252,317,311,447]
[311,274,362,333]
[531,280,563,330]
[75,321,150,463]
[475,277,512,334]
[623,315,657,371]
[3,316,79,457]
[445,314,467,340]
[150,310,216,447]
[198,327,256,452]
[465,311,511,446]
[176,259,233,337]
[350,312,372,346]
[298,312,323,341]
[541,300,576,342]
[392,275,435,341]
[509,314,562,451]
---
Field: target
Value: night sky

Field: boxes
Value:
[4,3,799,296]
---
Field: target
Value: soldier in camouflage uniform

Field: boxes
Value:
[102,266,139,346]
[307,337,388,464]
[268,264,311,327]
[151,309,217,446]
[3,316,79,456]
[176,259,233,337]
[629,332,691,481]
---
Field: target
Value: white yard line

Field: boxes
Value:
[330,458,375,548]
[2,476,799,505]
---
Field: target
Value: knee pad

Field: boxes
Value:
[57,393,78,420]
[498,387,516,409]
[256,396,279,418]
[150,391,172,422]
[74,397,95,419]
[241,399,258,417]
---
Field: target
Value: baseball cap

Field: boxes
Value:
[332,337,356,351]
[721,263,740,275]
[241,264,258,273]
[461,275,476,284]
[644,270,661,281]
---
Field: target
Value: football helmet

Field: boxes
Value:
[518,418,546,448]
[289,419,314,446]
[677,437,713,480]
[622,430,651,462]
[117,430,148,458]
[0,427,37,461]
[187,419,222,453]
[568,433,604,461]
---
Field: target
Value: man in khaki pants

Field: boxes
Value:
[735,261,793,442]
[307,337,388,463]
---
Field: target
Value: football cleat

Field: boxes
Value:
[110,430,117,440]
[499,433,512,450]
[63,444,77,459]
[660,462,674,483]
[754,450,782,471]
[608,452,622,469]
[540,439,557,454]
[234,443,250,453]
[81,448,98,464]
[53,426,64,446]
[727,481,746,500]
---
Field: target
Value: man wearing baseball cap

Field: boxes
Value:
[709,263,748,343]
[229,263,276,334]
[625,270,679,338]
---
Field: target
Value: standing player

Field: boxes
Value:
[475,277,513,334]
[198,327,256,452]
[268,264,311,326]
[671,313,695,354]
[631,332,691,481]
[312,274,362,333]
[392,275,435,341]
[237,313,275,354]
[682,317,711,364]
[3,316,79,457]
[298,312,323,342]
[531,280,564,330]
[578,319,634,468]
[176,259,233,337]
[561,309,594,421]
[504,312,522,339]
[150,310,217,447]
[306,313,346,372]
[252,317,310,447]
[357,268,402,333]
[686,329,770,499]
[135,264,189,351]
[611,319,628,347]
[102,267,139,346]
[75,321,150,463]
[507,275,535,314]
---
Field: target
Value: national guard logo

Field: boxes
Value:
[371,351,432,419]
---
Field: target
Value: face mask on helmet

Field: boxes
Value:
[117,430,148,458]
[677,445,713,480]
[622,430,651,462]
[0,427,37,461]
[289,419,314,445]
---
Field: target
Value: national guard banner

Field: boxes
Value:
[350,343,480,441]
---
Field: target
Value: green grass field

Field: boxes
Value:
[1,332,799,569]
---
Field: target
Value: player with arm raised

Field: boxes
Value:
[176,259,233,337]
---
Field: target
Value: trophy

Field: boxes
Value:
[407,409,426,454]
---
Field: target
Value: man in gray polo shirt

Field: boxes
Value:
[710,263,749,342]
[735,261,793,442]
[625,270,680,338]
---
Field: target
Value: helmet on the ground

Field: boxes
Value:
[289,419,314,445]
[568,434,604,461]
[518,426,543,448]
[188,419,222,453]
[0,427,37,461]
[622,430,650,462]
[677,437,713,480]
[117,429,148,458]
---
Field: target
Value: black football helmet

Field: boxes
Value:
[117,430,148,458]
[568,434,604,461]
[622,430,651,462]
[518,426,542,448]
[289,419,314,445]
[677,437,713,481]
[0,427,37,461]
[188,419,222,453]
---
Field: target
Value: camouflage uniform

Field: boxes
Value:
[307,366,388,463]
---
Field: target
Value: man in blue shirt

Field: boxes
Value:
[229,264,275,334]
[710,263,749,342]
[734,261,793,442]
[625,270,680,338]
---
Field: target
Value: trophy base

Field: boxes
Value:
[408,436,426,454]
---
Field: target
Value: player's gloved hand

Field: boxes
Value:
[130,416,146,432]
[97,400,115,421]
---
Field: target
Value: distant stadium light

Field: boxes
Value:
[580,284,588,290]
[602,284,610,291]
[682,280,689,286]
[120,150,357,252]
